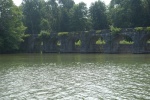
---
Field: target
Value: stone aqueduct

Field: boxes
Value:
[21,28,150,54]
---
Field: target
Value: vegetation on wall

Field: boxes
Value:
[58,32,69,36]
[110,25,121,35]
[134,27,144,32]
[96,39,105,45]
[119,40,134,44]
[38,31,50,39]
[146,27,150,33]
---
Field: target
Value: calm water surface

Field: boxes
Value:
[0,54,150,100]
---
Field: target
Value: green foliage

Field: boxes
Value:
[40,19,51,32]
[96,40,105,44]
[110,26,121,34]
[89,0,108,30]
[69,2,89,31]
[22,0,150,35]
[119,40,134,44]
[96,30,101,34]
[0,0,26,53]
[2,0,150,53]
[59,0,75,32]
[21,0,150,35]
[57,41,61,46]
[22,0,45,34]
[146,27,150,33]
[21,34,30,41]
[45,0,60,32]
[109,0,149,28]
[134,27,144,32]
[147,40,150,43]
[58,32,69,36]
[38,31,50,39]
[75,40,81,46]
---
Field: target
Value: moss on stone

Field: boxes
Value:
[58,32,69,36]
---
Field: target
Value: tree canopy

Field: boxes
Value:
[0,0,26,53]
[0,0,150,53]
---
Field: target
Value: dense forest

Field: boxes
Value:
[0,0,150,53]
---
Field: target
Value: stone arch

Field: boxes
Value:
[66,36,81,52]
[119,34,133,53]
[112,33,133,44]
[88,35,105,53]
[50,37,60,52]
[141,34,150,53]
[111,34,134,53]
[22,34,45,53]
[42,36,59,53]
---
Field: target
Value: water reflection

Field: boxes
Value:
[0,54,150,99]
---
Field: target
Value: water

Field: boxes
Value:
[0,54,150,100]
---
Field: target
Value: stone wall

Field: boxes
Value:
[118,44,133,53]
[21,29,150,54]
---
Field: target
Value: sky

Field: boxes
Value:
[12,0,111,7]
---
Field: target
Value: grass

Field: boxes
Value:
[119,40,134,44]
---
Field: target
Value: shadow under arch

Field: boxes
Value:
[141,34,150,53]
[112,34,134,53]
[42,37,60,53]
[67,36,81,52]
[88,35,105,53]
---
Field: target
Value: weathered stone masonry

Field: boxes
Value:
[21,28,150,54]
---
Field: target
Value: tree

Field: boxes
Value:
[89,0,108,30]
[142,0,150,26]
[70,2,89,31]
[0,0,26,53]
[109,0,148,28]
[58,0,75,32]
[43,0,60,32]
[22,0,45,34]
[40,18,50,32]
[58,0,75,10]
[129,0,144,27]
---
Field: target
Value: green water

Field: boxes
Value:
[0,54,150,100]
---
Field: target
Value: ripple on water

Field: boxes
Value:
[0,62,150,100]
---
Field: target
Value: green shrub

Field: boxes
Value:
[38,31,50,39]
[75,40,81,46]
[119,40,133,44]
[146,27,150,33]
[57,41,61,46]
[58,32,68,36]
[134,27,143,32]
[110,25,121,35]
[96,30,101,34]
[96,40,105,44]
